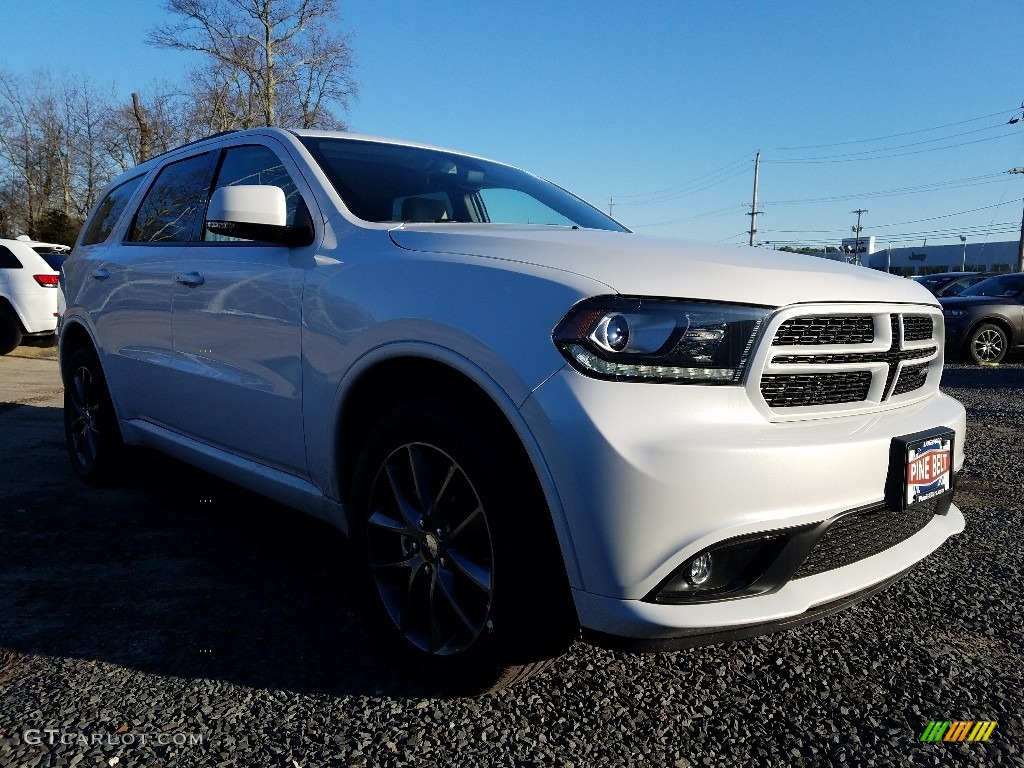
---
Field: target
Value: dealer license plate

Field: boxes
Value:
[886,428,954,511]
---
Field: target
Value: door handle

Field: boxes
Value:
[91,268,110,280]
[174,272,205,287]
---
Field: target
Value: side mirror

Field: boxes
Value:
[205,185,313,246]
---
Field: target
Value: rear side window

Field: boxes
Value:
[0,245,23,269]
[129,153,214,243]
[82,174,145,245]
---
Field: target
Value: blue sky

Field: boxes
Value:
[4,0,1024,248]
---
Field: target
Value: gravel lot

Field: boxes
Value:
[1,347,1021,767]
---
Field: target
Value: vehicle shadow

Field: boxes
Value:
[0,404,435,699]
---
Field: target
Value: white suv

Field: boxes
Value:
[59,128,967,692]
[0,237,68,354]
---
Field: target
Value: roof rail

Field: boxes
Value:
[149,130,241,163]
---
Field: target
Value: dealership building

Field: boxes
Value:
[810,237,1021,275]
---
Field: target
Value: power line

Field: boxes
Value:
[614,165,751,206]
[767,108,1021,151]
[630,204,747,229]
[615,152,754,199]
[765,132,1018,164]
[767,123,1004,162]
[762,174,1007,206]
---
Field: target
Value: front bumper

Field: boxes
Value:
[521,368,967,640]
[582,566,915,652]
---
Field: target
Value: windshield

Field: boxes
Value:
[299,137,627,232]
[915,274,950,288]
[959,273,1024,298]
[40,253,67,271]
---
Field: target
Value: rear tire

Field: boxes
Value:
[0,311,22,355]
[351,397,574,695]
[63,346,126,486]
[966,323,1007,365]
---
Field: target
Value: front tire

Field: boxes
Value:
[63,346,126,485]
[966,323,1007,364]
[351,397,574,694]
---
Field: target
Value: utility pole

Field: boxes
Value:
[747,152,762,246]
[851,209,868,266]
[608,196,614,218]
[1010,168,1024,272]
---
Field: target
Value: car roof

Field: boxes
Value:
[0,239,62,270]
[142,127,498,174]
[4,236,71,253]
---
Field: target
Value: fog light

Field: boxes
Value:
[650,532,797,603]
[689,552,713,585]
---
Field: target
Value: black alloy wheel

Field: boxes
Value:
[366,441,494,656]
[63,346,124,485]
[352,397,575,694]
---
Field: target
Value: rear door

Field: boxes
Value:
[85,156,215,425]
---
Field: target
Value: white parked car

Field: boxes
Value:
[59,128,967,692]
[0,236,69,354]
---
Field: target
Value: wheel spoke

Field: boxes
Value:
[436,569,478,633]
[399,561,425,634]
[367,508,412,536]
[69,369,89,412]
[428,574,443,653]
[407,444,433,513]
[383,459,423,531]
[83,422,100,463]
[448,503,483,543]
[369,549,418,572]
[446,549,492,594]
[427,464,457,518]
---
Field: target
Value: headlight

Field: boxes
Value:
[942,308,967,318]
[553,297,772,383]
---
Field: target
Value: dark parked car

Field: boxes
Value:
[934,272,998,297]
[914,271,989,297]
[940,273,1024,364]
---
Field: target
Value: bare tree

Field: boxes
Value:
[102,83,198,171]
[0,69,52,237]
[148,0,357,130]
[0,69,125,241]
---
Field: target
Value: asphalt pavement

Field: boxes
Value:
[0,348,1021,767]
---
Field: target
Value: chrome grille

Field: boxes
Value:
[754,305,942,416]
[892,363,929,397]
[903,315,933,342]
[761,371,872,408]
[772,316,874,346]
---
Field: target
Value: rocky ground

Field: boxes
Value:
[0,348,1021,767]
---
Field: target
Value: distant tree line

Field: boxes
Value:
[0,0,356,245]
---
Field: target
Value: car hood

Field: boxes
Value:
[389,226,937,307]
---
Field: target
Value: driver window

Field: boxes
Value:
[204,145,304,242]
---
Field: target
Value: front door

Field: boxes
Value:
[171,142,318,477]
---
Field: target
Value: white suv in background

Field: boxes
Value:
[59,128,967,693]
[0,236,69,354]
